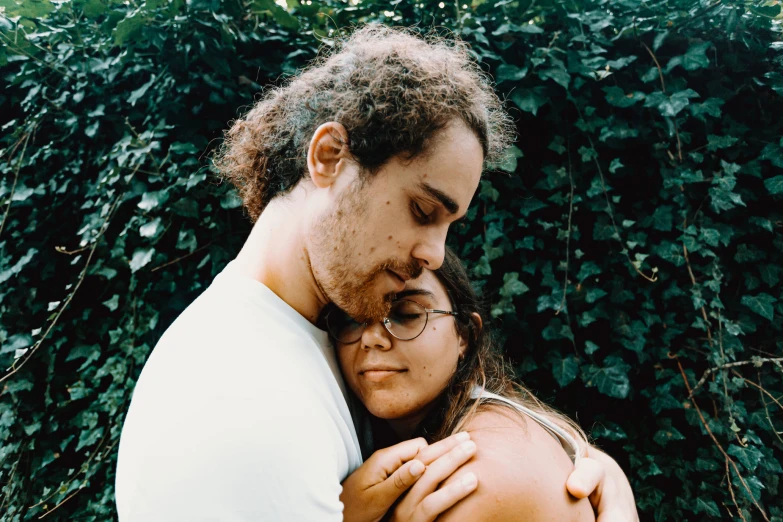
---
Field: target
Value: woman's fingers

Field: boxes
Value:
[413,432,471,466]
[371,458,427,505]
[566,457,606,499]
[371,437,429,482]
[415,471,478,521]
[406,439,478,504]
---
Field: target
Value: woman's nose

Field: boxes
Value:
[360,321,392,351]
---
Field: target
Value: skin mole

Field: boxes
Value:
[388,235,393,240]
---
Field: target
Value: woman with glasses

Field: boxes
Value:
[327,248,600,521]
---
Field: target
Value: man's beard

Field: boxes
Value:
[309,183,421,323]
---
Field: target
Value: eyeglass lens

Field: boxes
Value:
[329,300,428,344]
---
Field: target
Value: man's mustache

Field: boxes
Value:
[378,258,423,283]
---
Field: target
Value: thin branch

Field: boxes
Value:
[641,42,666,93]
[725,457,747,522]
[0,194,122,385]
[689,357,783,398]
[587,133,657,282]
[0,33,75,80]
[749,370,783,444]
[0,131,32,239]
[682,242,714,346]
[676,358,770,522]
[37,487,83,519]
[150,241,213,272]
[556,141,575,315]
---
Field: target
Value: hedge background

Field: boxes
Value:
[1,0,782,520]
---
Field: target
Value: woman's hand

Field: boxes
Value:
[387,435,478,522]
[341,432,478,522]
[566,446,639,522]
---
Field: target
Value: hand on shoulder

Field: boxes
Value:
[436,405,595,522]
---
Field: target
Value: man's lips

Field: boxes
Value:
[388,270,407,283]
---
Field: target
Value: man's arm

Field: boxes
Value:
[434,406,594,522]
[566,446,639,522]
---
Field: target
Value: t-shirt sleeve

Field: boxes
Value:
[117,393,345,522]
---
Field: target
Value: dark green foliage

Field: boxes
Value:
[1,0,782,520]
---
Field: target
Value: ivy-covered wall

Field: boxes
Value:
[1,0,782,520]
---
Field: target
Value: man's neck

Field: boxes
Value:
[231,188,327,324]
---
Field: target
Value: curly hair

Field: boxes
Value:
[214,24,515,221]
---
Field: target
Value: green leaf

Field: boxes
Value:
[538,67,570,89]
[139,217,163,238]
[728,445,763,472]
[666,42,711,72]
[510,87,548,115]
[650,206,673,231]
[604,86,644,108]
[695,498,721,517]
[81,0,107,18]
[128,74,157,106]
[499,272,529,297]
[495,64,527,82]
[0,0,55,18]
[585,287,607,303]
[583,356,631,399]
[741,293,777,321]
[114,10,146,46]
[592,422,627,440]
[138,191,169,211]
[219,192,243,210]
[707,134,739,152]
[129,248,154,273]
[763,175,783,195]
[102,295,120,311]
[551,355,579,388]
[497,145,524,173]
[609,158,624,173]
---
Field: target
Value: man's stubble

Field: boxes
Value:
[309,181,421,323]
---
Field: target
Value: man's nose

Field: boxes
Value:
[361,321,392,351]
[411,225,447,271]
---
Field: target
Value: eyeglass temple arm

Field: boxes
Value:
[424,308,458,316]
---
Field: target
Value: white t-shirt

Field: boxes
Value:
[115,263,363,521]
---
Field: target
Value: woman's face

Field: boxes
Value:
[335,270,467,424]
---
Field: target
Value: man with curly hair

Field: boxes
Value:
[116,25,638,521]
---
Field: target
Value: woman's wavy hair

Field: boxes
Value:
[416,247,588,452]
[214,24,514,221]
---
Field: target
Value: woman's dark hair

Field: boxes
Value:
[417,247,588,448]
[214,24,514,221]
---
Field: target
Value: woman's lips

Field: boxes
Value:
[360,369,406,382]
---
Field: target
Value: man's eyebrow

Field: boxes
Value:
[419,182,459,215]
[396,288,436,300]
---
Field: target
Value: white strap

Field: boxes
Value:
[470,386,583,463]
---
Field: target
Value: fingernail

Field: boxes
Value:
[460,441,477,454]
[455,432,470,442]
[410,460,425,477]
[461,472,477,489]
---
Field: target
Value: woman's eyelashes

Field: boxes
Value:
[410,200,434,225]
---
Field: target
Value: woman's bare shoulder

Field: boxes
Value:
[436,405,594,522]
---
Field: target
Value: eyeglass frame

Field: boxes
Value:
[326,299,459,344]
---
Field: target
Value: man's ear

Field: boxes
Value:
[307,122,351,189]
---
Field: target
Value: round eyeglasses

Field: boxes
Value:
[326,299,458,344]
